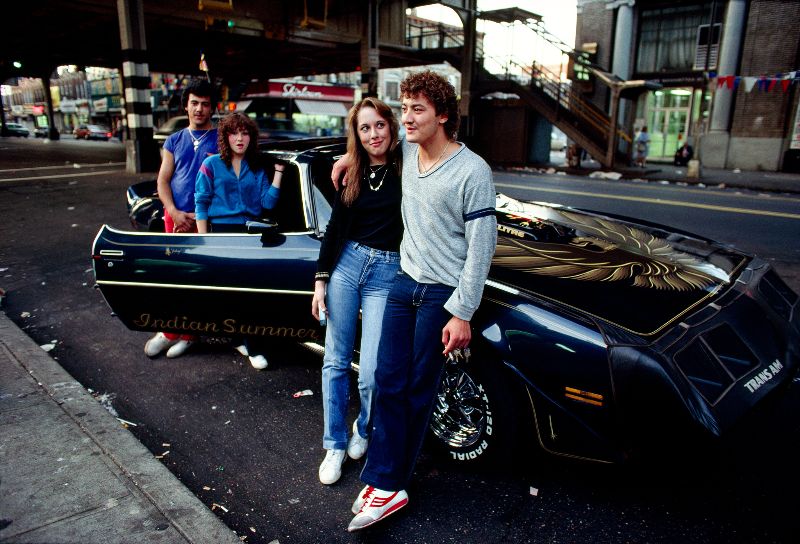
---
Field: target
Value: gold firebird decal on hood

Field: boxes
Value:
[493,209,728,292]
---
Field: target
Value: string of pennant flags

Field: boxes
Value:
[709,70,800,92]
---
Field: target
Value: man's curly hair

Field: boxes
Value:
[400,70,460,139]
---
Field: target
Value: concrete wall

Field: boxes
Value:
[727,137,784,171]
[730,0,800,141]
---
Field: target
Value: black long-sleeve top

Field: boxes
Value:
[315,164,403,282]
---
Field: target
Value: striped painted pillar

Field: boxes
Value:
[117,0,159,172]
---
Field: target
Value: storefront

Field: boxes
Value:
[634,76,712,161]
[240,80,356,137]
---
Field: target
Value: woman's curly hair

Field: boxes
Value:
[400,70,460,139]
[217,113,262,170]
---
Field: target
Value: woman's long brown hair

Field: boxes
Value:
[342,97,400,206]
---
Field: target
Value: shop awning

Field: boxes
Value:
[235,100,252,112]
[295,99,350,117]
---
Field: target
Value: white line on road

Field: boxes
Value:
[0,170,122,184]
[495,182,800,220]
[0,162,125,173]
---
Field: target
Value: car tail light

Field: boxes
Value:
[106,132,112,138]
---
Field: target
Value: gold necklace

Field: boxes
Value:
[419,140,451,174]
[366,164,389,191]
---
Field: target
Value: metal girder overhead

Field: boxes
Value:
[0,0,413,84]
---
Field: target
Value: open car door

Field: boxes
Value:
[92,159,331,344]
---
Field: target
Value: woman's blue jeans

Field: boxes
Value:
[322,241,400,451]
[360,271,455,491]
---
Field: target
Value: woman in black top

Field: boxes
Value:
[312,97,403,485]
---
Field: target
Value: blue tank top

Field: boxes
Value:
[163,127,218,212]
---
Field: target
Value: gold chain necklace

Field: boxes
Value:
[188,128,211,152]
[419,140,450,174]
[366,164,389,191]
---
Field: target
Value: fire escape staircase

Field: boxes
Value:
[408,9,660,168]
[474,62,630,167]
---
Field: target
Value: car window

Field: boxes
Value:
[309,156,337,235]
[258,161,307,233]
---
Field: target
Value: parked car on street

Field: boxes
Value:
[34,125,55,138]
[74,124,112,140]
[92,139,800,468]
[3,122,30,137]
[153,116,190,145]
[551,129,567,151]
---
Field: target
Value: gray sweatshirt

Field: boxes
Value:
[400,140,497,321]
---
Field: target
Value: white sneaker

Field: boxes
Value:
[347,487,408,532]
[347,420,368,460]
[318,449,346,485]
[166,339,193,358]
[235,344,249,356]
[144,333,176,357]
[249,354,268,370]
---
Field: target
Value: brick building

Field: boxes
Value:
[575,0,800,171]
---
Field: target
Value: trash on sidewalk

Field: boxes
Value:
[211,502,229,513]
[91,391,119,417]
[588,171,622,180]
[40,341,57,352]
[20,311,31,318]
[529,486,539,497]
[292,389,313,398]
[116,417,138,427]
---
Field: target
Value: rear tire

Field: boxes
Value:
[428,348,522,467]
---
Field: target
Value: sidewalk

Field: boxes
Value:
[544,154,800,194]
[0,311,240,544]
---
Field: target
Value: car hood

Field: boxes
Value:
[491,194,749,336]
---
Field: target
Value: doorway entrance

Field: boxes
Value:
[643,88,693,160]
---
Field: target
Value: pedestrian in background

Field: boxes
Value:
[312,97,403,486]
[144,78,217,359]
[634,125,650,168]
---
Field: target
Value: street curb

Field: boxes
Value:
[0,311,241,544]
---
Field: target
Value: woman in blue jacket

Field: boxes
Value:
[195,113,284,369]
[195,113,284,233]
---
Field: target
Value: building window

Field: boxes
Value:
[385,81,399,101]
[636,3,720,74]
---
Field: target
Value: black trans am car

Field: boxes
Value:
[92,139,800,467]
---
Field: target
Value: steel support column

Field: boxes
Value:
[41,72,60,140]
[117,0,159,173]
[454,0,477,139]
[360,0,380,98]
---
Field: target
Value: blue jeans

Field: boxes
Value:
[322,241,400,450]
[360,271,455,491]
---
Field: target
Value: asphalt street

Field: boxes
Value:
[1,137,800,543]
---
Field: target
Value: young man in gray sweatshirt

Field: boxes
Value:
[347,71,497,532]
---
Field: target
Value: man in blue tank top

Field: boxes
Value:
[143,79,218,359]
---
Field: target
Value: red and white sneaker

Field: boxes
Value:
[347,487,408,532]
[351,484,372,514]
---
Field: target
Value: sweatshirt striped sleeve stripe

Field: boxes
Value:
[464,208,495,222]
